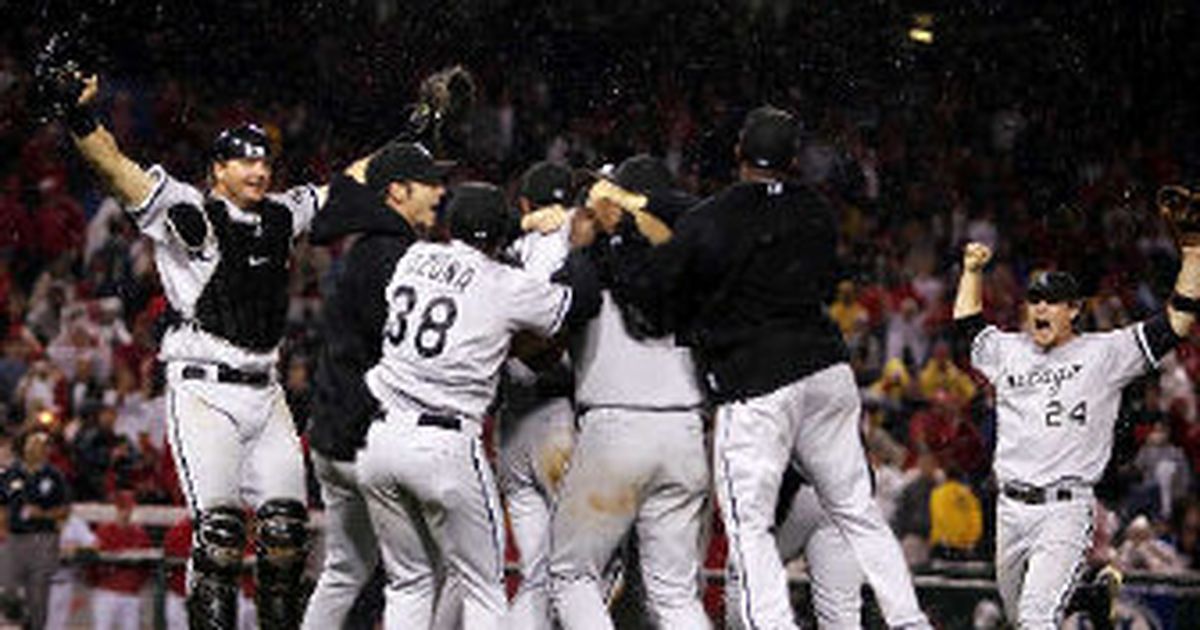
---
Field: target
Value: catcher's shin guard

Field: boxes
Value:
[188,506,247,630]
[255,499,310,630]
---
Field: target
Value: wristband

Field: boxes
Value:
[65,106,98,137]
[1171,292,1200,314]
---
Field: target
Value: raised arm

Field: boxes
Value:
[587,179,673,245]
[68,76,156,207]
[953,242,992,320]
[1167,246,1200,337]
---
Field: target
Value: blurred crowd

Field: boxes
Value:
[3,3,1200,626]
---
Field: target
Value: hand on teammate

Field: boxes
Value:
[587,179,647,214]
[569,207,598,248]
[521,205,569,234]
[963,242,992,273]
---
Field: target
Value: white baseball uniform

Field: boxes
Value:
[128,165,319,514]
[358,239,573,629]
[715,363,928,630]
[968,320,1159,629]
[499,222,576,630]
[549,290,711,630]
[773,484,864,630]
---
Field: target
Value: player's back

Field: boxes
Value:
[366,240,570,422]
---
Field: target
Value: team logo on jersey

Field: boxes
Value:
[1006,363,1083,395]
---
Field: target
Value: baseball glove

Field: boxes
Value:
[406,65,477,157]
[1158,185,1200,248]
[31,31,90,125]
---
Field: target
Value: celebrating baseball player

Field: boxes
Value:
[356,182,600,628]
[589,106,930,629]
[301,141,450,629]
[772,467,866,629]
[497,160,578,629]
[547,154,711,630]
[301,64,476,630]
[34,42,333,627]
[952,223,1200,628]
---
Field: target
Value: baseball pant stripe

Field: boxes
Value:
[1051,507,1094,625]
[168,389,200,518]
[719,408,760,630]
[471,438,504,581]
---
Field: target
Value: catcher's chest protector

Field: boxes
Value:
[192,199,294,352]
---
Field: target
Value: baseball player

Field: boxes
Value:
[770,468,865,630]
[301,141,449,629]
[547,154,711,630]
[37,63,329,628]
[497,160,578,629]
[952,236,1200,629]
[589,107,930,629]
[356,182,600,629]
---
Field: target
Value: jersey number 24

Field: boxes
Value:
[385,285,458,358]
[1045,400,1086,427]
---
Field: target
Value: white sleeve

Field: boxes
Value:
[512,223,571,281]
[270,184,322,237]
[969,325,1007,383]
[123,165,215,256]
[504,267,572,337]
[1105,323,1156,388]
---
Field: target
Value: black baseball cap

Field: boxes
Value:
[446,182,511,249]
[366,142,453,191]
[211,124,271,163]
[519,161,573,207]
[739,106,799,171]
[612,154,673,196]
[1026,271,1081,303]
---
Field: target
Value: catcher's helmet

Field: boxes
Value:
[1026,270,1081,304]
[446,182,513,252]
[211,124,270,163]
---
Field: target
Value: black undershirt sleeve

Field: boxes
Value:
[953,313,988,348]
[1143,311,1181,362]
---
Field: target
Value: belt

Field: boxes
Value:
[417,413,462,431]
[1002,482,1080,505]
[181,363,271,387]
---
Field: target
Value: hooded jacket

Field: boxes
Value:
[307,174,420,461]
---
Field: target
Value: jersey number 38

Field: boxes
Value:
[385,285,458,358]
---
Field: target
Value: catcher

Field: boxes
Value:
[29,31,412,630]
[949,184,1200,629]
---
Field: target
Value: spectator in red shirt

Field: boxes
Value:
[89,490,152,630]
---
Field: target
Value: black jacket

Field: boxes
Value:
[307,174,418,461]
[607,180,848,403]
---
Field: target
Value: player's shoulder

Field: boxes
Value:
[266,183,319,211]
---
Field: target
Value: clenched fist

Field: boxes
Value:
[963,242,992,273]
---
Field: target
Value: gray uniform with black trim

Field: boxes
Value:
[969,321,1157,628]
[127,165,319,513]
[358,239,571,629]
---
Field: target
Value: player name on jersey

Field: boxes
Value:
[402,249,478,293]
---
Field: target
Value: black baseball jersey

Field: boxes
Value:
[607,180,847,402]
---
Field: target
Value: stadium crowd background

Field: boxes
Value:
[3,0,1200,625]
